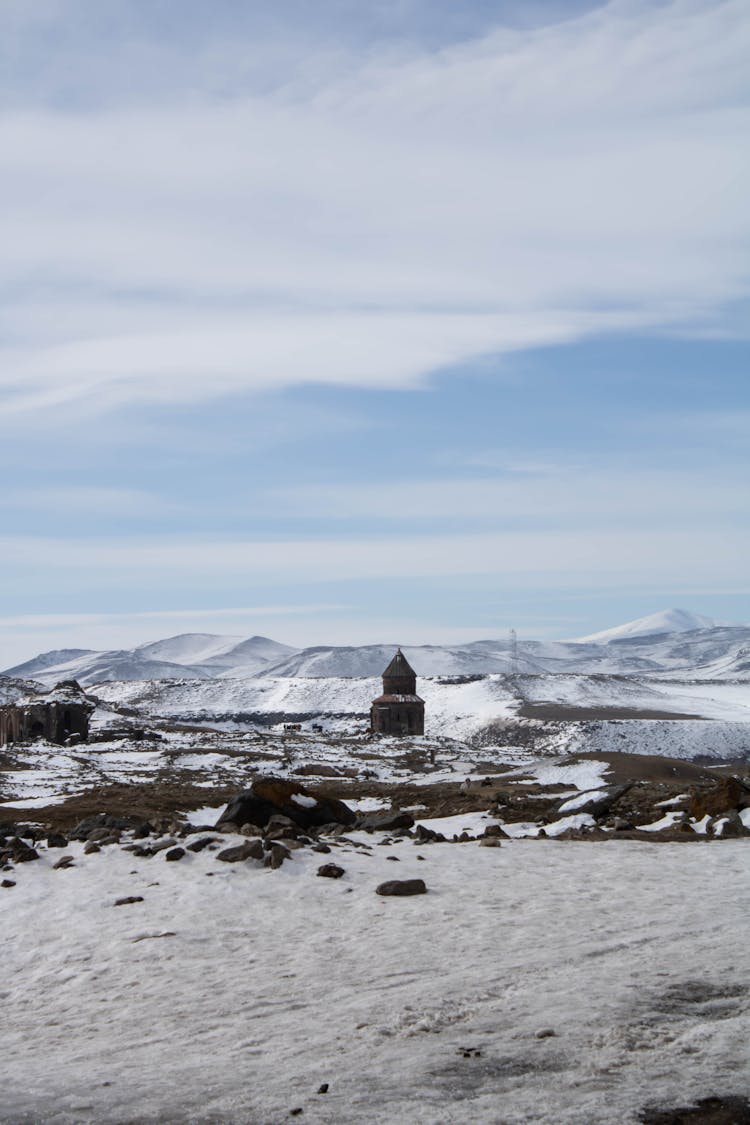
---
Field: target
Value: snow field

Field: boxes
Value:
[3,836,749,1125]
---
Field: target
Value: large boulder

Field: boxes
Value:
[553,784,632,820]
[216,776,356,832]
[689,777,750,820]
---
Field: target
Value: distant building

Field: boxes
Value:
[370,649,425,736]
[0,680,94,747]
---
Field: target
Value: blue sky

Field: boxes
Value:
[1,0,748,663]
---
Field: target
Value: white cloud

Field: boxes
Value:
[262,468,748,523]
[2,525,748,587]
[1,0,748,412]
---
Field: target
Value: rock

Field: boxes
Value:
[479,837,502,847]
[150,838,178,854]
[46,833,68,848]
[317,1083,329,1094]
[265,842,291,869]
[84,842,102,855]
[317,863,345,878]
[607,817,634,832]
[6,837,39,863]
[265,814,300,835]
[358,810,415,832]
[376,879,427,896]
[312,843,331,854]
[1,879,15,888]
[414,824,446,843]
[483,824,510,838]
[535,1028,557,1039]
[70,814,136,841]
[709,810,749,838]
[294,763,342,778]
[239,823,264,837]
[165,847,186,862]
[217,840,265,863]
[187,836,218,853]
[114,896,144,906]
[216,776,356,832]
[690,777,750,820]
[554,784,632,819]
[53,855,75,869]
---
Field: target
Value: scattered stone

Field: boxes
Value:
[376,879,427,896]
[1,879,15,888]
[317,863,345,879]
[217,840,265,863]
[87,826,121,843]
[535,1028,557,1039]
[479,837,502,847]
[317,1083,329,1094]
[114,896,144,906]
[70,814,136,842]
[187,836,218,853]
[312,843,331,854]
[483,824,510,839]
[639,1094,750,1124]
[151,837,179,854]
[46,833,68,848]
[5,837,39,863]
[53,855,75,869]
[358,810,414,833]
[265,843,291,869]
[386,855,400,861]
[165,847,186,862]
[414,824,446,843]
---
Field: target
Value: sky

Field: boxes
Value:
[1,0,749,665]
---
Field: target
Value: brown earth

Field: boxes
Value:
[2,752,747,839]
[517,704,704,721]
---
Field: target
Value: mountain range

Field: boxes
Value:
[3,610,749,687]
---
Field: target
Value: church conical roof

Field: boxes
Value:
[382,648,416,678]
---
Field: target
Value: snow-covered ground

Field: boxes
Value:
[4,835,748,1125]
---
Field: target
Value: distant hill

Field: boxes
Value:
[577,608,718,644]
[3,612,748,687]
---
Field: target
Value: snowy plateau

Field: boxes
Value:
[1,610,749,1125]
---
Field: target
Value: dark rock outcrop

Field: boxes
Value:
[216,776,356,832]
[217,839,265,863]
[317,863,345,878]
[690,777,750,820]
[376,878,428,896]
[553,784,632,820]
[358,810,414,833]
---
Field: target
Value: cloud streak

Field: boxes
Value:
[1,0,748,413]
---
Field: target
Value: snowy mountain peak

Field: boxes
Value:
[577,609,718,644]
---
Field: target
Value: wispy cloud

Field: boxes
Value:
[1,0,748,414]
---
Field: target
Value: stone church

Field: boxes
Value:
[370,649,425,735]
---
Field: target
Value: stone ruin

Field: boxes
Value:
[0,680,94,747]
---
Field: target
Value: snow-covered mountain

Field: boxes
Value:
[577,608,718,644]
[2,634,297,686]
[3,613,748,688]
